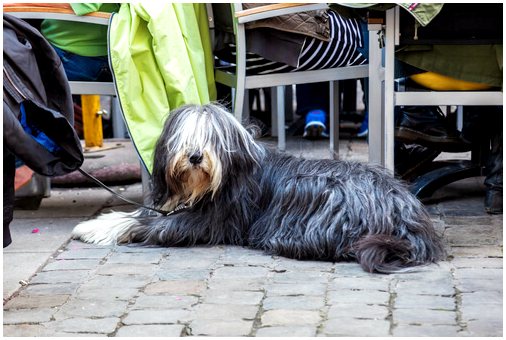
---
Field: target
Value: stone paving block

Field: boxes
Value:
[270,270,330,284]
[220,254,277,267]
[123,309,193,325]
[203,290,264,305]
[327,289,390,305]
[51,317,120,334]
[114,244,168,253]
[55,248,111,260]
[255,326,316,337]
[192,303,259,321]
[262,295,325,310]
[451,257,503,268]
[81,274,152,289]
[160,257,218,270]
[115,324,186,337]
[275,258,335,272]
[156,269,210,281]
[190,319,253,336]
[3,308,55,324]
[211,265,270,279]
[460,302,503,322]
[395,278,455,296]
[261,309,321,326]
[19,282,80,296]
[460,291,503,306]
[144,280,206,295]
[466,319,503,337]
[106,252,163,264]
[450,246,503,258]
[207,278,265,292]
[393,324,461,336]
[74,286,139,301]
[394,294,455,310]
[393,308,456,325]
[329,276,390,291]
[132,294,199,310]
[455,278,503,293]
[322,318,390,336]
[332,262,375,276]
[445,224,501,246]
[53,298,129,319]
[454,268,503,280]
[95,263,156,276]
[265,283,327,297]
[4,294,70,309]
[327,304,388,320]
[29,270,91,284]
[42,258,102,271]
[3,324,51,337]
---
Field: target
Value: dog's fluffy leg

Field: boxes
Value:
[72,211,142,245]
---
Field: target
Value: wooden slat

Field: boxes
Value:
[235,3,317,18]
[3,5,111,19]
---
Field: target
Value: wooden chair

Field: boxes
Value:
[210,3,381,158]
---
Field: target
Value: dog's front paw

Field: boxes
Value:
[72,211,137,245]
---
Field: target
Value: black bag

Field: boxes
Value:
[3,14,84,247]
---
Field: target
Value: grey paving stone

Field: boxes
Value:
[203,290,264,305]
[328,276,390,291]
[106,252,163,264]
[19,282,80,296]
[74,286,139,301]
[29,270,91,284]
[460,302,503,321]
[144,280,206,295]
[456,278,504,293]
[51,317,120,334]
[466,319,503,337]
[42,258,102,271]
[393,308,456,325]
[156,269,210,281]
[190,319,253,336]
[261,309,321,326]
[262,295,325,310]
[3,324,51,337]
[115,324,186,337]
[454,268,503,280]
[394,294,455,310]
[322,318,390,336]
[4,294,70,309]
[211,265,271,279]
[395,278,455,296]
[270,270,330,284]
[265,283,327,297]
[327,304,389,320]
[207,278,265,292]
[451,257,503,268]
[95,263,156,276]
[192,303,259,320]
[327,289,390,305]
[393,324,461,336]
[81,274,152,289]
[460,291,503,306]
[55,248,111,260]
[255,326,316,337]
[132,294,199,310]
[53,298,129,319]
[123,309,193,325]
[159,257,218,270]
[3,308,55,324]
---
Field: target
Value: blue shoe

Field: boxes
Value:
[303,109,329,139]
[357,111,368,138]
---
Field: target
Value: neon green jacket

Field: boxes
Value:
[109,3,216,173]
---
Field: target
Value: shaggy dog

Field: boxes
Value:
[72,103,445,273]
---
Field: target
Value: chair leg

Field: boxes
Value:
[329,80,339,159]
[272,86,286,152]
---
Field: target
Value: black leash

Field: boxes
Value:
[77,168,186,216]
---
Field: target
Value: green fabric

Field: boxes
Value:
[396,44,503,87]
[40,3,119,57]
[397,3,444,27]
[109,3,216,173]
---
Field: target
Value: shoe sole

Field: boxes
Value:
[395,127,472,152]
[303,125,324,140]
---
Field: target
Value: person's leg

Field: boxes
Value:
[52,45,111,82]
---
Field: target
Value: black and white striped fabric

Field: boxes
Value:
[217,10,367,75]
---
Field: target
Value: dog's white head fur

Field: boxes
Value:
[156,103,265,210]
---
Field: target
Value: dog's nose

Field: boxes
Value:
[189,152,203,165]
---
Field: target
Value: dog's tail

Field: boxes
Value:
[72,210,143,245]
[354,231,446,274]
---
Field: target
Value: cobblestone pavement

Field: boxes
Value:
[3,139,503,336]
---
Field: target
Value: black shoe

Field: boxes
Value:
[485,188,503,214]
[395,106,471,152]
[395,143,441,179]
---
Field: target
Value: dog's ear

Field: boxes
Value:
[150,122,173,207]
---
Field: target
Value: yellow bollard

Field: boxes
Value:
[80,95,103,148]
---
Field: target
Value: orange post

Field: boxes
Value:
[80,95,103,148]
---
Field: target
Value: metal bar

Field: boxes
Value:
[383,8,397,171]
[395,91,503,106]
[329,81,340,159]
